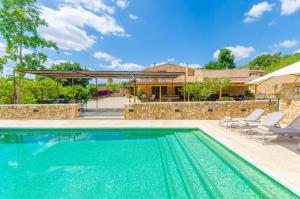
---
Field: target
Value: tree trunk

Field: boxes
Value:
[17,78,21,104]
[17,23,24,104]
[17,44,22,104]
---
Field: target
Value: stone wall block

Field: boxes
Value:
[124,101,277,120]
[0,104,79,120]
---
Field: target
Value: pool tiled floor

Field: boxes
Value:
[0,119,299,195]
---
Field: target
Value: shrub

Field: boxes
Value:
[244,89,254,98]
[181,78,231,101]
[217,97,235,101]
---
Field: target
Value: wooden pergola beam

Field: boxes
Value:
[13,70,185,104]
[15,70,185,79]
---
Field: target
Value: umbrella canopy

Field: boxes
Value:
[248,61,300,86]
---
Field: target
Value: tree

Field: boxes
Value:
[51,62,90,87]
[218,49,235,69]
[248,53,281,70]
[0,76,14,104]
[264,52,300,74]
[204,61,222,70]
[245,52,300,74]
[0,76,96,104]
[205,49,235,69]
[181,78,231,101]
[0,0,57,72]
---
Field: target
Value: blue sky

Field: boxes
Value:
[2,0,300,74]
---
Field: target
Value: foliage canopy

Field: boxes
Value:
[181,78,231,101]
[51,62,90,87]
[205,49,235,70]
[0,0,57,72]
[246,52,300,74]
[0,76,126,104]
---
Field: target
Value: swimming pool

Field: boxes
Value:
[0,128,298,199]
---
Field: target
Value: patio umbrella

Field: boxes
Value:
[248,61,300,87]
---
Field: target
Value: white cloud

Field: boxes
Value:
[179,63,202,68]
[44,58,68,68]
[276,39,299,48]
[2,65,14,76]
[94,51,119,62]
[213,46,255,61]
[243,2,274,23]
[112,0,129,9]
[0,42,33,76]
[108,61,144,71]
[0,42,6,56]
[294,49,300,54]
[151,61,202,68]
[167,58,175,62]
[129,14,138,20]
[94,51,144,71]
[0,42,67,75]
[0,42,32,59]
[150,62,167,67]
[39,5,126,51]
[0,43,15,76]
[63,0,115,14]
[280,0,300,15]
[64,51,72,56]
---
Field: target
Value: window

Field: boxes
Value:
[152,86,167,99]
[295,86,300,93]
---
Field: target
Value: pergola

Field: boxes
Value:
[13,70,186,105]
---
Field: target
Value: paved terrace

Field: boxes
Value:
[86,97,133,109]
[80,97,138,119]
[0,120,299,195]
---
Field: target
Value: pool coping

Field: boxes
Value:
[0,119,299,196]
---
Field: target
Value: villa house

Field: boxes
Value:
[134,63,263,101]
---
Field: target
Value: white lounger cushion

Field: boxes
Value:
[220,109,265,128]
[248,112,285,128]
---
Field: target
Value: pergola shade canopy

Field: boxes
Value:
[15,70,185,79]
[248,61,300,86]
[13,70,186,104]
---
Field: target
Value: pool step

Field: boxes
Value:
[165,135,212,198]
[190,132,269,198]
[157,137,189,199]
[192,131,297,199]
[172,134,225,199]
[176,133,263,198]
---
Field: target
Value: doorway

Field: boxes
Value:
[152,86,167,99]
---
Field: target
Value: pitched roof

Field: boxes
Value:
[143,63,194,72]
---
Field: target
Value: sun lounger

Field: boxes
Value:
[219,109,265,128]
[237,112,285,134]
[251,116,300,142]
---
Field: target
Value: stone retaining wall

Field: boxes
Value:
[0,104,79,120]
[279,84,300,125]
[279,100,300,125]
[124,100,277,120]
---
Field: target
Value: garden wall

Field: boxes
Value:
[279,83,300,125]
[124,100,277,120]
[0,104,79,120]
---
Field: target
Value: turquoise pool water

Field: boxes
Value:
[0,128,298,199]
